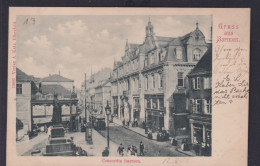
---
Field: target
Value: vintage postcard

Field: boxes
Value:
[7,8,250,166]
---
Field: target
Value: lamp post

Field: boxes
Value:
[105,100,111,148]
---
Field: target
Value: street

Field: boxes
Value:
[98,123,186,157]
[17,123,187,157]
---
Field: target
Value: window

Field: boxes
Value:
[150,53,155,64]
[134,98,140,108]
[195,99,202,113]
[16,84,22,94]
[192,77,201,89]
[204,77,212,89]
[193,48,201,60]
[152,74,155,88]
[204,99,211,114]
[127,79,130,90]
[146,98,151,108]
[159,98,164,110]
[176,47,182,60]
[159,73,163,88]
[178,72,184,87]
[145,75,148,90]
[136,78,139,90]
[152,98,158,109]
[132,79,135,90]
[144,55,148,67]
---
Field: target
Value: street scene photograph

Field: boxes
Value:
[16,14,212,157]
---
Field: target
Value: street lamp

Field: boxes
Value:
[105,100,111,148]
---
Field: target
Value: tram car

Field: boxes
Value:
[92,114,106,131]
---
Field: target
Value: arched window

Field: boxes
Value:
[193,48,201,61]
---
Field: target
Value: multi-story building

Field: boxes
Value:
[111,19,210,136]
[16,68,38,139]
[80,68,112,121]
[41,72,74,91]
[186,47,212,153]
[95,80,112,115]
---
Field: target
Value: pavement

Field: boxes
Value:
[113,118,158,139]
[17,128,128,157]
[112,118,195,156]
[66,129,128,157]
[16,132,48,156]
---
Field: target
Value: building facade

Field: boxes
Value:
[110,19,210,136]
[16,68,38,138]
[79,68,112,121]
[187,48,212,154]
[95,80,112,115]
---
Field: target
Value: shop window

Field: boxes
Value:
[206,125,212,145]
[159,98,164,110]
[193,48,201,60]
[193,123,203,144]
[176,47,182,60]
[152,98,157,109]
[146,98,151,109]
[204,99,211,114]
[178,72,184,87]
[204,77,212,89]
[16,84,22,94]
[192,77,201,89]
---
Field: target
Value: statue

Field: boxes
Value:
[52,94,62,125]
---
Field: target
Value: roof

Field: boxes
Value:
[41,84,72,96]
[16,68,37,82]
[188,46,212,77]
[42,74,74,82]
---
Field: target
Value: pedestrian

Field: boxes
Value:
[117,143,124,156]
[127,145,131,155]
[130,145,136,156]
[139,141,144,156]
[102,147,109,157]
[135,119,138,127]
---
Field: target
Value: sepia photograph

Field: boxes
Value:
[15,14,212,157]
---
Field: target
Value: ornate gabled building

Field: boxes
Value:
[110,18,210,136]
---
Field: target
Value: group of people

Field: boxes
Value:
[117,141,145,156]
[122,119,139,128]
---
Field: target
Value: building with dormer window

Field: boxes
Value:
[110,18,211,136]
[187,47,212,155]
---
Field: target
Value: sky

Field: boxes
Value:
[16,15,212,88]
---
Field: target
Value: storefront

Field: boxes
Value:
[190,121,211,145]
[189,119,212,156]
[145,95,164,132]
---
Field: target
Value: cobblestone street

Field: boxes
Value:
[98,123,187,157]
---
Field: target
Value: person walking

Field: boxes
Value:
[139,141,144,156]
[117,143,124,156]
[130,145,136,156]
